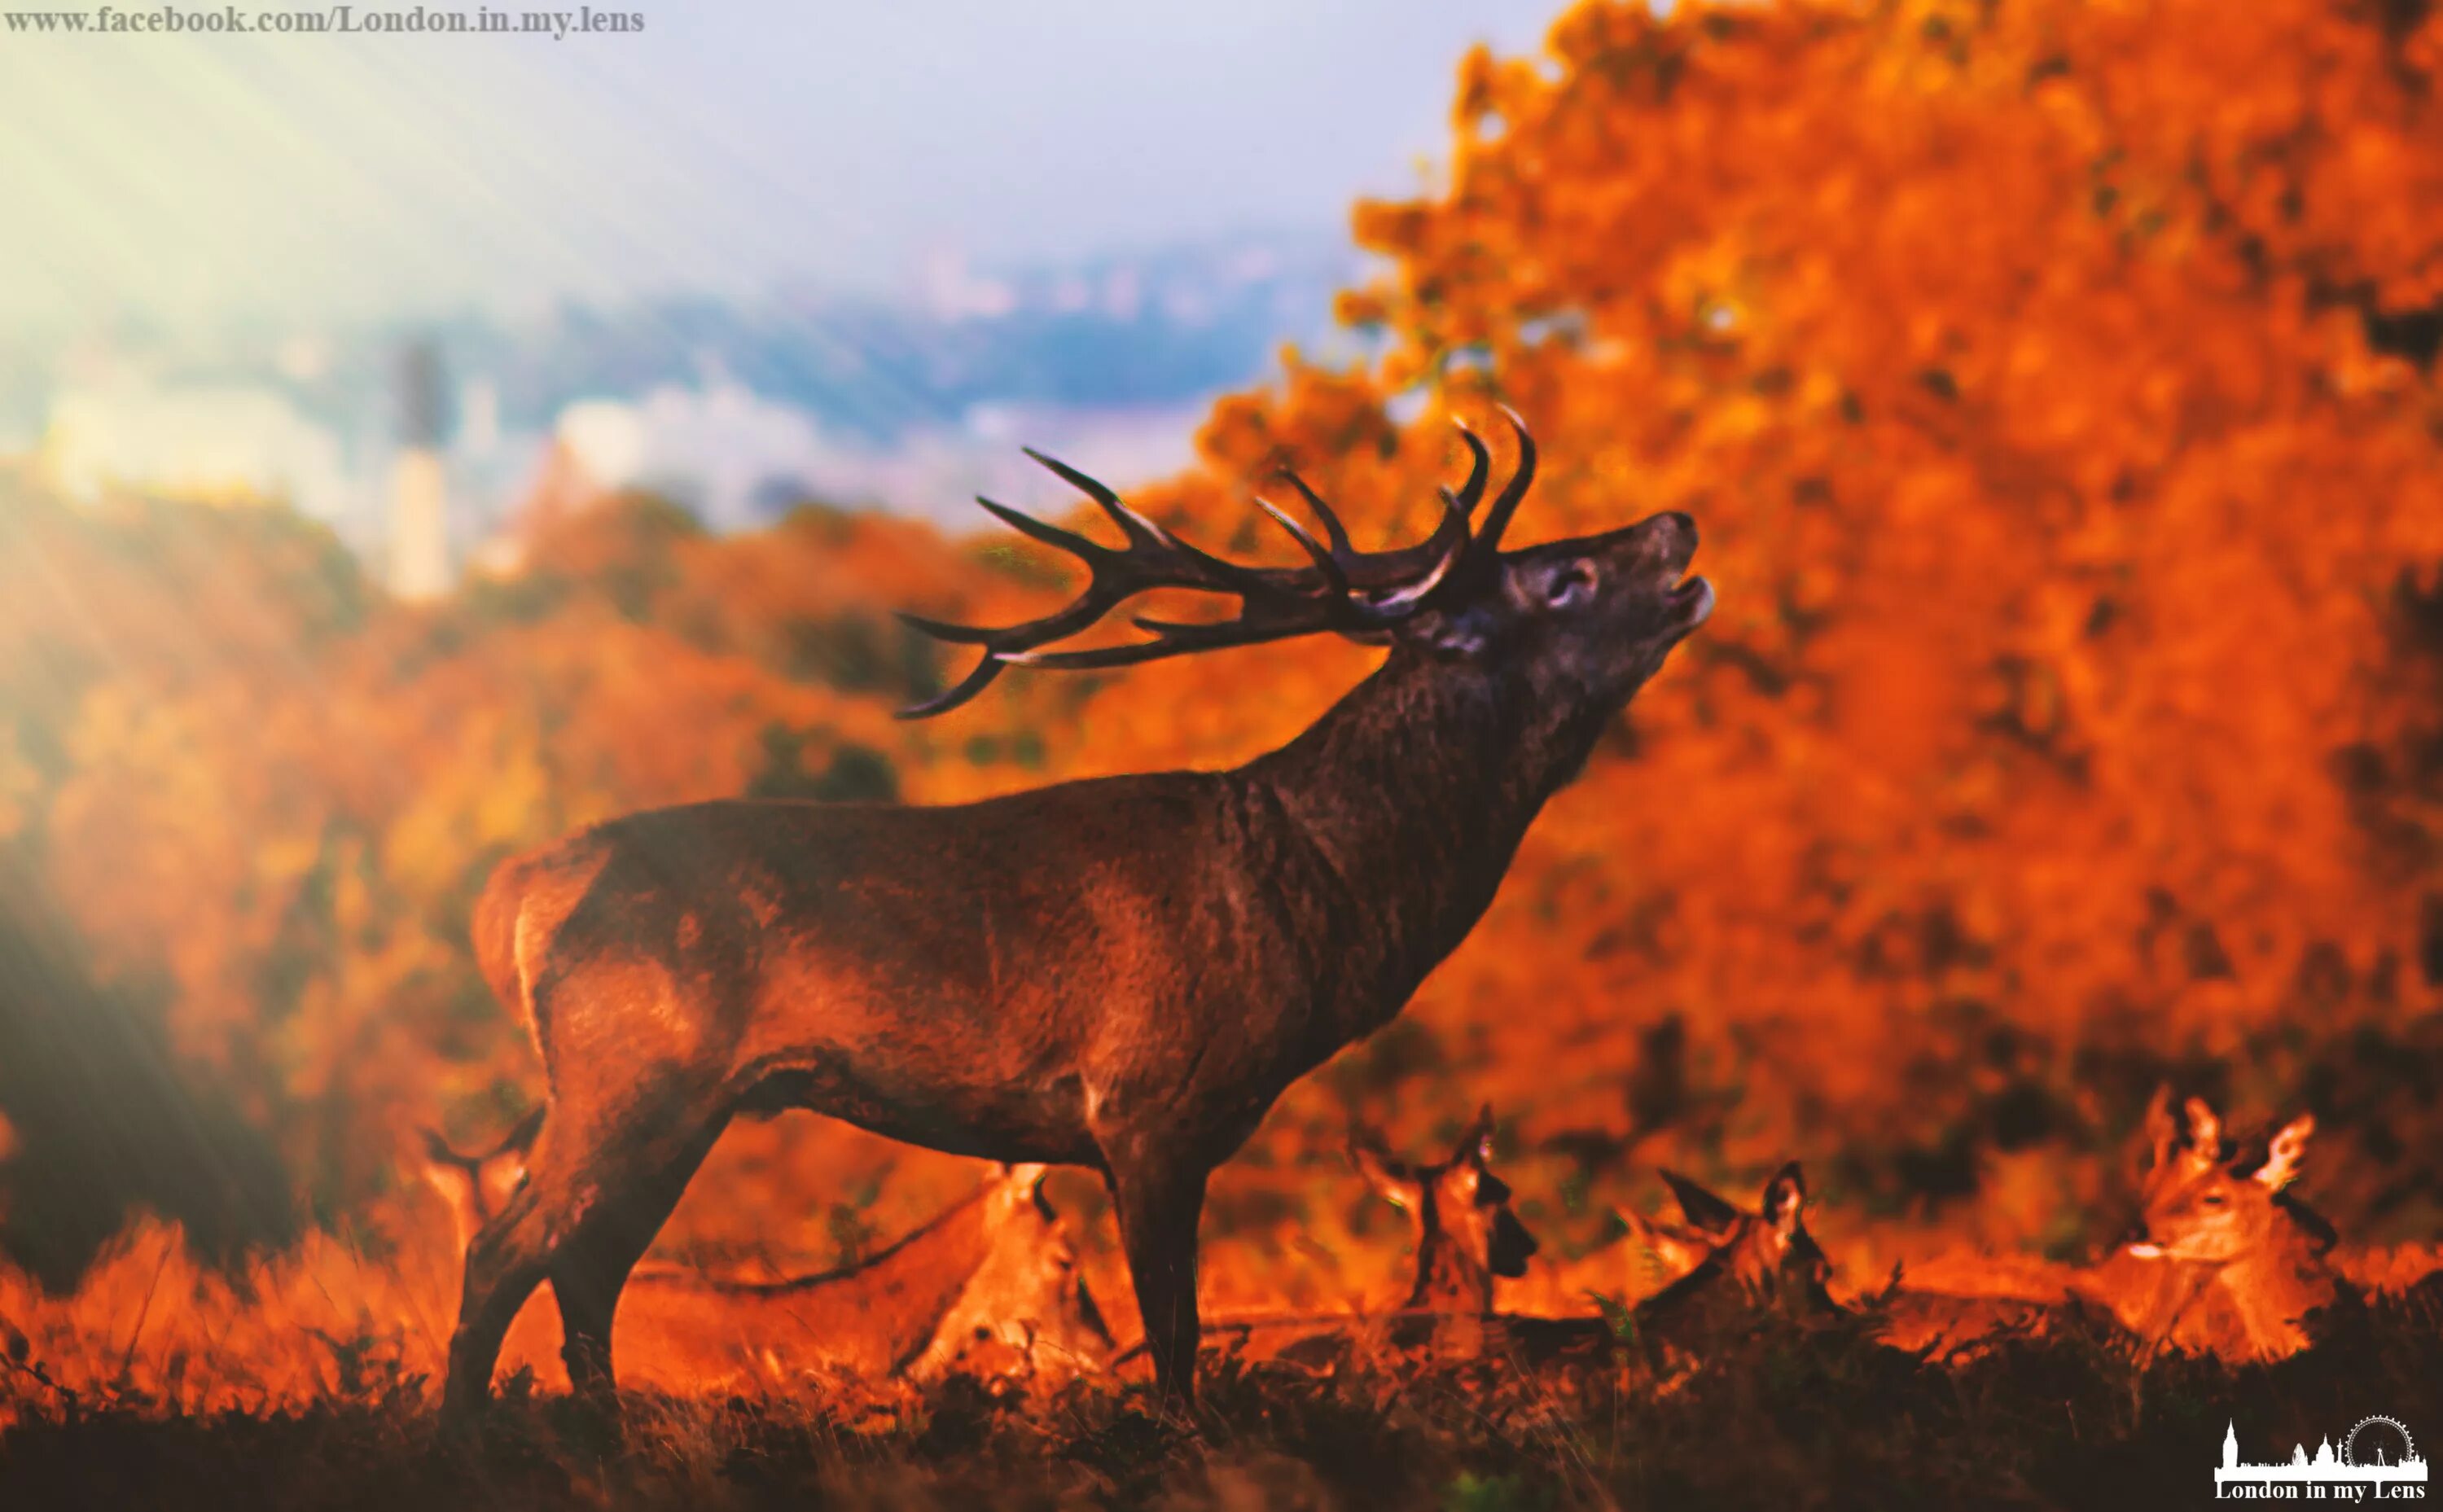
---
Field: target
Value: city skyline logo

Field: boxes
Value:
[2217,1416,2428,1501]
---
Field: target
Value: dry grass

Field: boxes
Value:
[4,1259,2438,1510]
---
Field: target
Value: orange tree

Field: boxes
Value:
[12,0,2443,1293]
[973,0,2443,1244]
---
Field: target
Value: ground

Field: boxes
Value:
[4,1282,2440,1510]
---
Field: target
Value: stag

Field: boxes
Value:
[439,411,1713,1417]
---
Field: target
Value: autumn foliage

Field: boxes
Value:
[4,0,2443,1436]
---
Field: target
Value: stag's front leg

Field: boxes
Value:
[1104,1149,1209,1409]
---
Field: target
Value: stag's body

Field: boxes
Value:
[440,414,1711,1417]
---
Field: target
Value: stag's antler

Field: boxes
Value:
[897,409,1537,717]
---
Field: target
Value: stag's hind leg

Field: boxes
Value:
[550,1117,728,1400]
[441,1099,719,1421]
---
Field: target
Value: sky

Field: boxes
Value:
[0,1,1556,329]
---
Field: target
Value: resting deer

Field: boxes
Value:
[1113,1108,1545,1371]
[2114,1096,2343,1360]
[1882,1092,2346,1362]
[1524,1167,1760,1316]
[420,1124,1115,1391]
[438,411,1713,1415]
[1628,1164,1839,1341]
[1349,1105,1540,1313]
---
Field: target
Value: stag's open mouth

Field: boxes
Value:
[1664,575,1715,633]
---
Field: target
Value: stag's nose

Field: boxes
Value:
[1629,510,1699,572]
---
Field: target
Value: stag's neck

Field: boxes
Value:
[1239,648,1601,1035]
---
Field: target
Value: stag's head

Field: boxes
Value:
[896,410,1711,722]
[1351,1105,1541,1313]
[2126,1097,2319,1267]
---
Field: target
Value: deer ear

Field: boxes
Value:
[1620,1206,1712,1273]
[1453,1104,1496,1166]
[1349,1136,1418,1209]
[417,1137,476,1214]
[499,1102,547,1158]
[2252,1115,2314,1190]
[1761,1162,1807,1239]
[2142,1083,2178,1173]
[1658,1168,1743,1238]
[2183,1097,2224,1169]
[417,1127,456,1166]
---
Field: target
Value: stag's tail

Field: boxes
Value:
[470,839,612,1045]
[470,857,534,1032]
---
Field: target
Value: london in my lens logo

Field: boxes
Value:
[2217,1417,2428,1500]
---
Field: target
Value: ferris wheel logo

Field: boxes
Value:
[2346,1417,2420,1472]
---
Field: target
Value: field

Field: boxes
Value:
[3,1275,2440,1509]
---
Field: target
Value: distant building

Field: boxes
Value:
[388,340,454,601]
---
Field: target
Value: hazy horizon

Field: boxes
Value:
[0,1,1554,331]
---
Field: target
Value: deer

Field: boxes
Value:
[1472,1160,1844,1379]
[419,1123,1115,1392]
[1107,1107,1545,1372]
[1523,1167,1764,1317]
[1625,1164,1840,1341]
[1347,1105,1541,1314]
[437,410,1715,1418]
[2112,1095,2344,1360]
[1876,1092,2349,1362]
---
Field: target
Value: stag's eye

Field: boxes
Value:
[1543,562,1599,609]
[2202,1194,2227,1207]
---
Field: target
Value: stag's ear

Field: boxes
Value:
[2141,1083,2178,1174]
[1761,1162,1807,1240]
[1529,558,1600,611]
[1657,1168,1743,1239]
[2252,1115,2314,1190]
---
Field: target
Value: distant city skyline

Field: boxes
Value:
[17,230,1366,567]
[0,1,1555,331]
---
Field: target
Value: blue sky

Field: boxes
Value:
[0,1,1556,327]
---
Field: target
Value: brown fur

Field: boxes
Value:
[435,443,1710,1417]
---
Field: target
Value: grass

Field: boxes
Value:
[4,1281,2438,1510]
